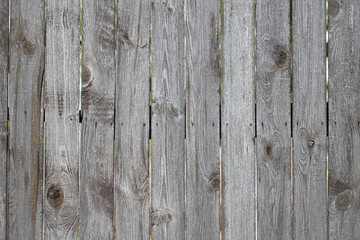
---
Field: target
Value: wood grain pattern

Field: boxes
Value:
[221,0,256,239]
[8,0,45,238]
[0,0,8,238]
[292,0,327,239]
[114,0,150,239]
[80,0,115,239]
[328,0,360,239]
[185,0,220,239]
[151,0,185,239]
[256,0,291,239]
[44,1,80,239]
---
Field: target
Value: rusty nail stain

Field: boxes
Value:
[22,40,35,55]
[335,190,352,211]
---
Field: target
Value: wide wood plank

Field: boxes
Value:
[8,0,45,239]
[150,0,185,239]
[221,0,256,239]
[185,0,220,239]
[255,0,291,239]
[292,0,327,239]
[328,0,360,239]
[44,1,80,239]
[114,0,150,239]
[0,0,8,238]
[79,0,115,239]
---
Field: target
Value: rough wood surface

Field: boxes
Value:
[256,0,291,239]
[328,0,360,239]
[44,1,80,239]
[0,0,8,238]
[8,0,45,239]
[292,0,327,239]
[221,0,256,239]
[151,0,185,239]
[185,0,220,239]
[80,0,115,239]
[114,0,150,239]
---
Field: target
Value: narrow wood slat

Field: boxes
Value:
[79,0,115,239]
[185,0,220,239]
[328,0,360,239]
[114,0,150,239]
[221,0,256,239]
[44,1,80,239]
[150,0,185,239]
[292,0,327,239]
[8,0,45,238]
[0,0,8,238]
[256,0,291,239]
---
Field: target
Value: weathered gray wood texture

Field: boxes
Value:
[0,0,8,238]
[114,0,150,239]
[8,0,45,239]
[80,0,115,239]
[328,0,360,239]
[221,0,256,239]
[44,1,80,239]
[292,0,327,239]
[256,0,291,239]
[185,0,220,239]
[151,0,185,239]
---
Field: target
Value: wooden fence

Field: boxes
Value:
[0,0,359,239]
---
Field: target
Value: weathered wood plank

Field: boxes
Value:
[114,0,150,239]
[79,0,115,239]
[292,0,327,239]
[221,0,256,239]
[255,0,291,239]
[328,0,360,239]
[8,0,45,239]
[185,0,220,239]
[0,0,8,238]
[150,0,185,239]
[44,1,80,239]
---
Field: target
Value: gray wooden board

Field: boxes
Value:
[185,0,220,239]
[292,0,327,239]
[328,0,360,239]
[44,1,80,239]
[150,0,185,239]
[8,0,45,239]
[80,0,115,239]
[255,0,291,239]
[114,0,150,239]
[221,0,256,239]
[0,0,8,238]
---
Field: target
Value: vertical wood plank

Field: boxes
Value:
[328,0,360,239]
[221,0,256,239]
[114,0,150,239]
[292,0,327,239]
[256,0,291,239]
[44,1,80,239]
[0,0,8,238]
[151,0,185,239]
[79,0,115,239]
[185,0,220,239]
[8,0,45,238]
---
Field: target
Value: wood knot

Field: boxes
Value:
[264,144,273,155]
[151,208,173,226]
[335,190,353,211]
[328,1,340,18]
[82,65,92,90]
[21,40,35,55]
[273,46,289,67]
[210,174,220,191]
[47,185,64,208]
[307,140,315,148]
